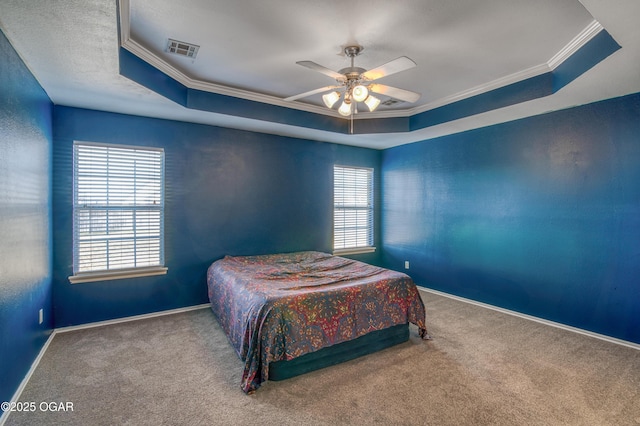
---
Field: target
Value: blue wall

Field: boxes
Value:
[382,93,640,344]
[0,30,53,404]
[52,107,381,326]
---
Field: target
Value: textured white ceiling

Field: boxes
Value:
[128,0,593,110]
[1,0,639,149]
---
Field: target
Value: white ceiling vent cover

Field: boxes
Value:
[166,39,199,58]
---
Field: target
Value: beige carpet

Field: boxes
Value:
[5,290,640,426]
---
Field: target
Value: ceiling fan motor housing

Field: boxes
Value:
[344,45,364,58]
[340,45,367,85]
[337,67,367,82]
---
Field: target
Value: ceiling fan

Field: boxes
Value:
[284,45,421,118]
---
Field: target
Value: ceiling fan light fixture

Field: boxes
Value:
[287,44,419,122]
[322,91,341,108]
[364,95,381,112]
[338,100,352,116]
[352,85,369,102]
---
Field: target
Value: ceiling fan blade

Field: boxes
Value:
[361,56,416,81]
[369,84,421,103]
[284,85,341,102]
[296,61,346,81]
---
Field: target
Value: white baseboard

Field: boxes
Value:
[0,303,211,426]
[418,287,640,351]
[55,303,211,333]
[0,331,55,426]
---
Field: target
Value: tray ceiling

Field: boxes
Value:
[1,0,639,148]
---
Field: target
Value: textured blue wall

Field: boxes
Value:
[0,30,53,404]
[382,93,640,344]
[52,107,381,326]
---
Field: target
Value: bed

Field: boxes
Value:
[206,251,429,393]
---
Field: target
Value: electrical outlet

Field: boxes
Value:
[39,309,43,325]
[404,261,410,269]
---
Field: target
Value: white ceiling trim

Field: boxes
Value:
[122,37,340,114]
[118,0,603,122]
[404,19,604,115]
[404,63,552,114]
[118,0,339,118]
[548,19,603,69]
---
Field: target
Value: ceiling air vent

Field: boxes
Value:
[381,99,403,106]
[166,39,199,58]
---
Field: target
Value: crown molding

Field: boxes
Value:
[409,63,551,115]
[118,0,604,121]
[118,1,339,118]
[548,20,603,70]
[118,0,130,43]
[121,38,341,118]
[410,20,603,116]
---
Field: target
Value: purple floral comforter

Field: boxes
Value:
[207,251,427,393]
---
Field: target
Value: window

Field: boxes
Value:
[70,142,166,283]
[333,165,375,254]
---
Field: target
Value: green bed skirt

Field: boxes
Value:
[268,323,409,381]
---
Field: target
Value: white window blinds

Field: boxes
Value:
[334,165,374,251]
[73,142,165,275]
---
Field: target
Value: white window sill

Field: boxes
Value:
[69,266,168,284]
[333,246,377,256]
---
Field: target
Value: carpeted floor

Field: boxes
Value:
[5,290,640,426]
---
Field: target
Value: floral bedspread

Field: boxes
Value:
[207,251,427,393]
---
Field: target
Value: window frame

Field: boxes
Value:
[69,141,167,284]
[333,165,376,255]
